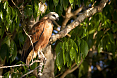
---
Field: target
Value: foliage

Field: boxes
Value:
[0,0,117,78]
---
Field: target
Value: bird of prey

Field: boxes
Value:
[21,12,59,65]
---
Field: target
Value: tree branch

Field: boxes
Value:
[61,4,84,30]
[60,58,83,78]
[49,0,108,44]
[73,4,84,15]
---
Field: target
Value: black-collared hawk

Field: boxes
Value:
[21,12,59,65]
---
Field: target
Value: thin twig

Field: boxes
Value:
[0,64,26,69]
[20,65,40,78]
[0,60,41,69]
[11,0,22,14]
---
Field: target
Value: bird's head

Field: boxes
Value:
[46,12,59,21]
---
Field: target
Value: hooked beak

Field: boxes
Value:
[56,17,59,21]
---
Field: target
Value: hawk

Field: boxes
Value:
[21,12,59,65]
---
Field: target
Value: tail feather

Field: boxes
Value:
[21,41,38,65]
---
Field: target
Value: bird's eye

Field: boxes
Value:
[52,15,56,17]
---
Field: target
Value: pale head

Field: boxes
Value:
[46,12,59,21]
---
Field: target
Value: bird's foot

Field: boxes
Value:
[38,50,46,64]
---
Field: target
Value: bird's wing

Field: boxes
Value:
[21,20,45,63]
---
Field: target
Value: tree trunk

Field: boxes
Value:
[41,45,56,78]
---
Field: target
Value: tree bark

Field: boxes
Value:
[41,45,56,78]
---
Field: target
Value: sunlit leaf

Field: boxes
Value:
[88,29,96,34]
[69,0,74,8]
[4,1,8,9]
[68,39,78,52]
[6,7,11,14]
[0,11,3,21]
[70,47,76,61]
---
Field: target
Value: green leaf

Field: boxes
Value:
[4,1,8,9]
[98,40,103,53]
[70,47,76,61]
[0,28,2,36]
[41,0,46,3]
[0,11,3,21]
[77,37,81,46]
[65,41,69,51]
[112,23,117,32]
[24,5,33,18]
[76,52,81,65]
[113,10,117,21]
[79,61,88,78]
[84,0,88,5]
[0,44,9,60]
[63,0,69,10]
[1,24,5,38]
[9,40,17,63]
[18,32,24,45]
[48,0,54,11]
[56,4,63,16]
[53,0,59,6]
[9,22,13,33]
[2,37,10,47]
[108,33,114,44]
[3,72,9,78]
[69,39,78,52]
[80,39,88,57]
[55,42,63,71]
[65,52,70,67]
[88,29,96,34]
[69,0,74,8]
[62,42,66,65]
[34,3,38,12]
[30,76,36,78]
[11,8,15,19]
[111,43,116,56]
[74,0,80,5]
[15,11,18,23]
[6,7,11,14]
